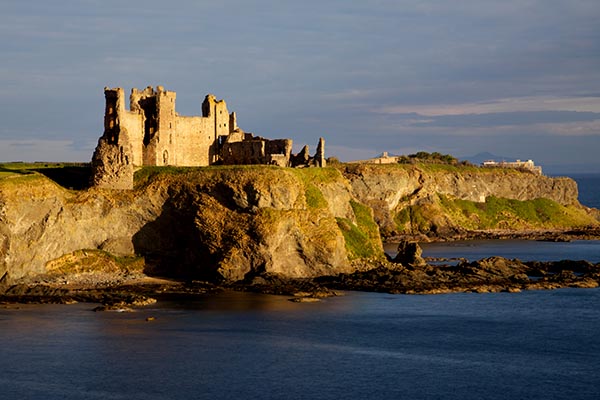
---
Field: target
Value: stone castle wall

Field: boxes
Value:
[91,86,326,189]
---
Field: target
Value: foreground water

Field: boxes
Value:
[1,289,599,400]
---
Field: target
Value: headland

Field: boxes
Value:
[1,161,599,306]
[1,86,599,306]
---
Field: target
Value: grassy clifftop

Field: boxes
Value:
[395,194,598,237]
[339,162,597,238]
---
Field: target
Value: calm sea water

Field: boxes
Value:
[568,173,600,209]
[1,290,599,400]
[408,239,600,263]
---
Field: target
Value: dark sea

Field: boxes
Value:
[1,174,599,400]
[569,173,600,209]
[2,290,600,400]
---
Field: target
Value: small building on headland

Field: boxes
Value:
[481,159,542,175]
[91,86,325,189]
[349,152,401,164]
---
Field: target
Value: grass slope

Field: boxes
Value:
[395,194,598,235]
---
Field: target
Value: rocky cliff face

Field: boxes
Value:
[0,168,369,282]
[0,175,165,281]
[340,164,588,237]
[343,164,578,208]
[131,168,358,281]
[1,164,596,283]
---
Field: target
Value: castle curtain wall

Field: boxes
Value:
[176,116,214,166]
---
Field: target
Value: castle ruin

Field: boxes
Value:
[91,86,325,189]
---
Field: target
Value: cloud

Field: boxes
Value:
[536,120,600,137]
[376,96,600,116]
[407,111,600,130]
[0,140,92,163]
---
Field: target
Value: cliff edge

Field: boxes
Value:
[1,163,597,284]
[340,163,595,239]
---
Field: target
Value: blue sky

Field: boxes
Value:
[1,0,600,172]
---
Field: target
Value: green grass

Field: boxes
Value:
[336,200,382,259]
[134,165,196,185]
[0,162,91,190]
[343,161,523,176]
[289,167,341,184]
[45,249,145,275]
[444,195,582,228]
[134,166,340,212]
[0,162,37,178]
[289,168,342,210]
[134,164,284,181]
[395,194,598,234]
[303,183,328,209]
[0,173,46,186]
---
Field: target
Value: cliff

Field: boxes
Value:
[1,163,597,284]
[0,167,380,282]
[340,163,595,238]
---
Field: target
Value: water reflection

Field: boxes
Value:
[1,290,600,399]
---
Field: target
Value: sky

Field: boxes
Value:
[1,0,600,173]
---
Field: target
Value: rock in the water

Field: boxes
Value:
[393,241,426,266]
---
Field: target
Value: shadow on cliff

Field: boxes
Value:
[32,165,92,190]
[131,197,225,281]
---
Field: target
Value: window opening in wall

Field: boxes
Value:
[139,97,158,146]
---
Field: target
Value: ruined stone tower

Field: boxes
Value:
[90,86,326,189]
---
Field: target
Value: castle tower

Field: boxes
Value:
[89,87,134,189]
[202,94,231,139]
[155,86,177,166]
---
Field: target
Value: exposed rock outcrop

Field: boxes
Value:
[342,164,578,208]
[392,241,426,266]
[317,257,600,294]
[0,167,371,283]
[90,136,134,190]
[340,163,592,238]
[131,169,355,281]
[1,163,598,290]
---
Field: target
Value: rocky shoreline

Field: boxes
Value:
[389,227,600,243]
[2,255,598,308]
[2,165,599,308]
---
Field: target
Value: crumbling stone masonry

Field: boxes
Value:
[90,86,326,189]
